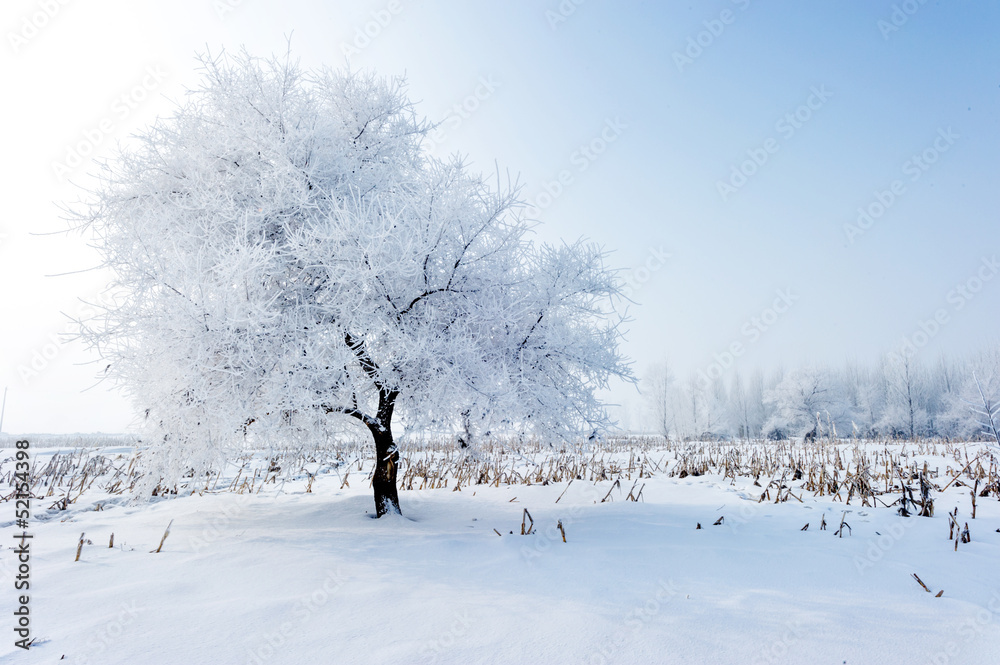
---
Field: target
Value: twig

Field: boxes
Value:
[912,573,931,593]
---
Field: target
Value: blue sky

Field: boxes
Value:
[1,0,997,432]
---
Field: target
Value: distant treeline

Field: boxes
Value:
[642,346,1000,441]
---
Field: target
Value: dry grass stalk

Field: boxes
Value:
[912,573,931,593]
[834,511,851,538]
[109,533,114,548]
[153,519,174,553]
[601,479,621,503]
[520,509,534,535]
[555,479,574,504]
[941,454,982,492]
[13,435,999,531]
[75,532,85,562]
[557,520,566,543]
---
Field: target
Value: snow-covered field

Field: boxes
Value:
[3,438,1000,664]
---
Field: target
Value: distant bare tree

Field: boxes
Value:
[644,361,676,439]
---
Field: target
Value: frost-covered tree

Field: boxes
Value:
[729,371,752,440]
[763,367,842,439]
[746,368,770,437]
[943,350,1000,440]
[880,353,928,439]
[968,372,1000,455]
[652,348,1000,441]
[843,361,885,438]
[74,49,632,516]
[644,361,676,439]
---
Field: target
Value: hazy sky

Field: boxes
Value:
[1,1,998,433]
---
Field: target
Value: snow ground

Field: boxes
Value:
[3,445,1000,665]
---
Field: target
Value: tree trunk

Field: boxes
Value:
[370,389,401,517]
[371,426,400,517]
